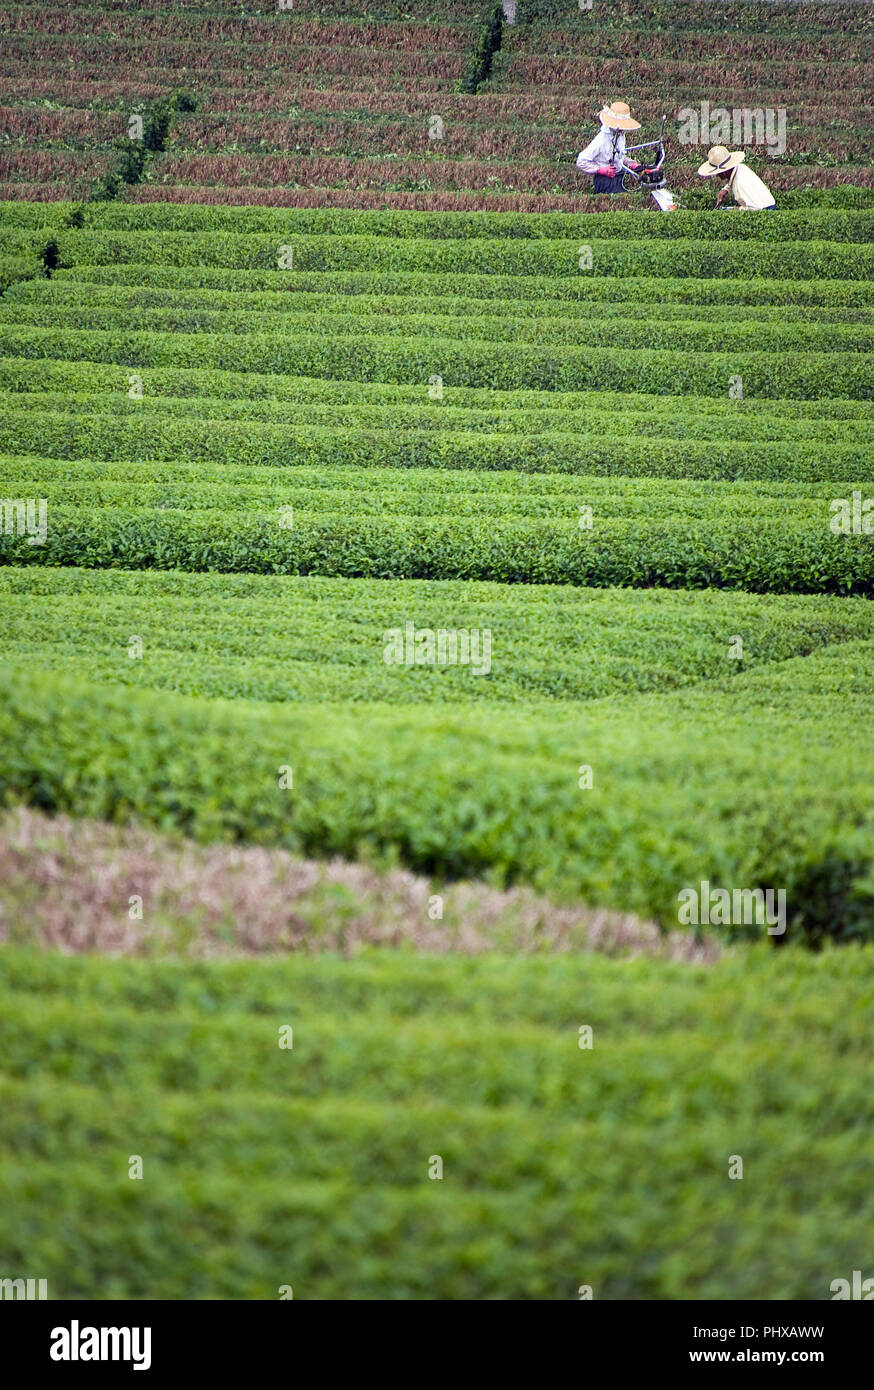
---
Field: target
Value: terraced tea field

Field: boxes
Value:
[1,0,873,1304]
[1,942,872,1300]
[1,0,872,209]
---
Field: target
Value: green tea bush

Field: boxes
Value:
[51,262,874,307]
[4,201,872,244]
[3,404,873,477]
[0,257,41,293]
[7,384,874,445]
[4,357,873,419]
[36,229,874,282]
[3,452,872,592]
[13,277,874,329]
[3,565,873,705]
[1,944,872,1298]
[1,649,873,940]
[4,297,869,354]
[3,327,869,397]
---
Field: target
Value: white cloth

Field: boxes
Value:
[576,125,625,175]
[728,163,775,209]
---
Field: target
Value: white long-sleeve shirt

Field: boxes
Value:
[576,125,625,175]
[727,163,776,209]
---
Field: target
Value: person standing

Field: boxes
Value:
[576,100,641,192]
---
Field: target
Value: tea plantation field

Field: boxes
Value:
[1,0,873,1303]
[1,0,871,207]
[1,943,872,1300]
[1,199,874,937]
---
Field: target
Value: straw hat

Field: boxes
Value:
[697,145,746,177]
[598,100,640,131]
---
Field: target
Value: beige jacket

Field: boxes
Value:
[728,163,776,209]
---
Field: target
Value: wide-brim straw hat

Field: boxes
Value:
[698,145,746,177]
[598,100,641,131]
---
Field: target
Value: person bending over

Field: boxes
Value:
[697,145,776,209]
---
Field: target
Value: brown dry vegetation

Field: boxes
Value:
[145,151,873,193]
[1,38,464,79]
[506,32,867,63]
[500,57,874,94]
[0,807,720,963]
[151,152,576,190]
[0,4,869,212]
[0,14,470,50]
[2,104,864,164]
[0,180,642,210]
[5,80,868,122]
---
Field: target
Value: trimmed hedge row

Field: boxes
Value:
[3,565,872,706]
[103,186,874,212]
[2,451,862,514]
[53,263,874,307]
[3,297,869,353]
[2,456,872,594]
[2,406,871,477]
[4,199,874,244]
[0,256,43,293]
[12,277,874,328]
[1,649,874,941]
[13,229,871,280]
[514,0,872,31]
[5,357,873,419]
[8,388,874,445]
[2,945,873,1298]
[3,328,870,397]
[5,511,872,595]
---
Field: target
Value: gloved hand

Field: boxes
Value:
[626,160,641,170]
[596,165,617,176]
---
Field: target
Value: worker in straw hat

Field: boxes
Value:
[697,145,776,209]
[576,100,641,191]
